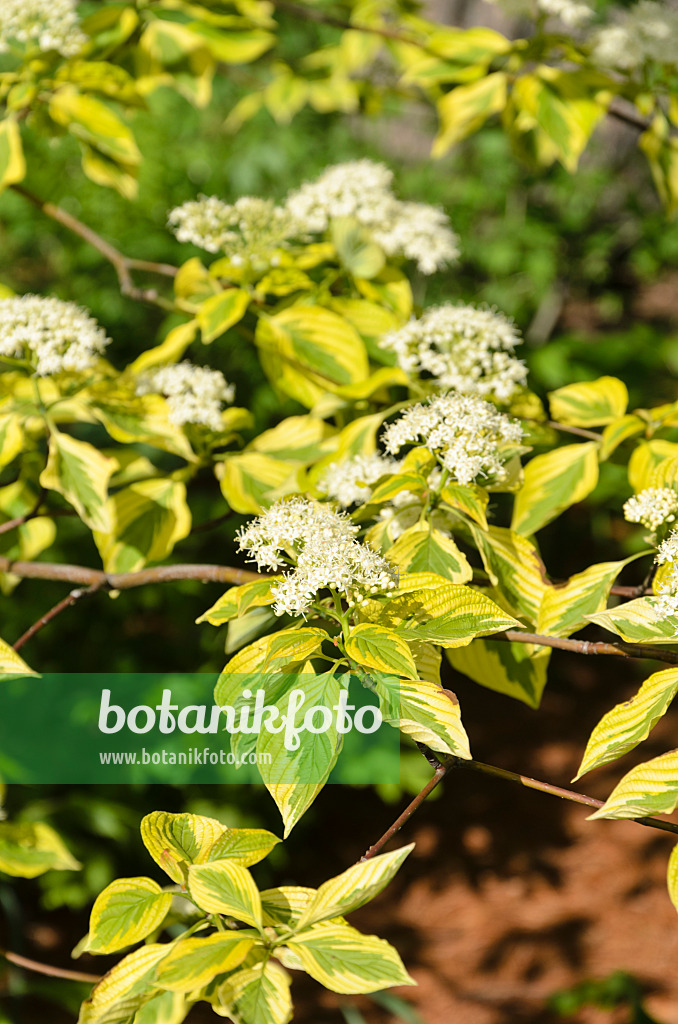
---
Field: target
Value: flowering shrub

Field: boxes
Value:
[2,2,678,1023]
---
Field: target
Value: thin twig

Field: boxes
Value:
[10,185,176,305]
[463,758,678,837]
[0,488,46,537]
[545,420,601,442]
[497,630,678,665]
[0,557,261,589]
[12,584,102,652]
[0,948,101,984]
[361,761,452,860]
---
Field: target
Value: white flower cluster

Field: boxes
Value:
[623,487,678,533]
[382,392,522,487]
[486,0,592,27]
[654,532,678,622]
[136,361,235,431]
[0,0,86,56]
[0,294,109,376]
[591,2,678,71]
[284,160,459,275]
[318,453,400,508]
[237,498,398,616]
[168,196,295,263]
[380,303,527,402]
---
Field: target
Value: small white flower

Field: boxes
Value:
[381,392,523,487]
[0,0,86,56]
[590,2,678,71]
[237,497,397,617]
[623,488,678,533]
[136,361,234,431]
[485,0,592,27]
[318,453,400,508]
[168,195,296,262]
[284,160,459,275]
[380,303,527,402]
[0,294,109,376]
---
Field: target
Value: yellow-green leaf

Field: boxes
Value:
[156,933,256,992]
[374,675,471,758]
[130,321,198,374]
[77,943,170,1024]
[345,624,418,679]
[386,523,472,584]
[197,578,278,626]
[94,479,192,574]
[198,289,250,343]
[588,748,678,820]
[511,442,599,536]
[0,637,37,678]
[214,957,292,1024]
[217,452,297,515]
[140,811,229,885]
[206,828,281,867]
[50,86,140,166]
[575,667,678,780]
[628,440,678,492]
[600,414,645,461]
[260,886,316,927]
[447,640,550,708]
[667,843,678,914]
[432,72,507,157]
[0,821,80,878]
[287,921,414,994]
[296,845,413,930]
[188,860,263,928]
[40,431,116,532]
[548,377,628,427]
[0,117,26,191]
[537,558,635,639]
[471,525,548,624]
[587,597,678,644]
[86,877,172,955]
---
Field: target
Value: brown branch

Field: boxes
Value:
[0,948,101,985]
[361,761,452,860]
[0,557,261,589]
[0,488,46,537]
[13,584,102,652]
[463,758,678,837]
[497,630,678,665]
[545,420,601,442]
[608,97,651,133]
[10,185,177,305]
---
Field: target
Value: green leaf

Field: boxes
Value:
[345,624,418,680]
[130,321,198,374]
[588,749,678,820]
[94,479,192,574]
[78,943,170,1024]
[575,667,678,780]
[0,821,80,878]
[156,934,256,992]
[140,811,230,885]
[130,990,190,1024]
[86,877,172,955]
[386,524,472,584]
[0,117,25,191]
[40,431,116,532]
[197,578,279,626]
[217,452,297,515]
[548,377,628,427]
[198,289,250,343]
[249,416,329,463]
[260,886,316,927]
[296,845,413,931]
[287,921,414,994]
[392,587,520,648]
[530,67,608,173]
[0,413,23,471]
[432,73,507,157]
[587,597,678,644]
[447,640,550,708]
[265,627,328,667]
[628,440,678,492]
[188,860,263,928]
[213,957,292,1024]
[440,481,489,529]
[599,414,645,461]
[536,559,636,639]
[511,442,600,536]
[374,675,471,758]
